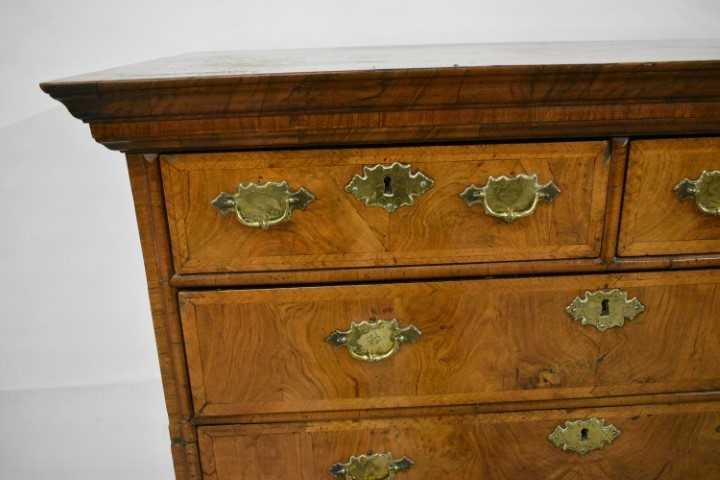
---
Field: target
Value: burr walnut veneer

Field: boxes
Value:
[42,41,720,479]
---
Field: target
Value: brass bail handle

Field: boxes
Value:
[212,180,315,229]
[326,319,422,362]
[460,173,560,223]
[330,452,414,479]
[674,170,720,216]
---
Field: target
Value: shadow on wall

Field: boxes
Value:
[0,380,173,479]
[0,107,161,392]
[0,107,173,478]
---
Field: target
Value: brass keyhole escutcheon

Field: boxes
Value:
[346,163,433,212]
[567,289,645,332]
[549,418,620,455]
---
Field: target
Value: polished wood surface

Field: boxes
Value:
[39,40,720,82]
[166,138,651,287]
[40,42,720,480]
[162,141,609,274]
[191,390,720,426]
[619,138,720,256]
[180,269,720,418]
[198,401,720,479]
[39,42,720,153]
[169,254,720,288]
[600,138,628,261]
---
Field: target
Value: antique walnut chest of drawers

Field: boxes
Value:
[42,41,720,479]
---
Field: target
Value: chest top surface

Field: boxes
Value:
[40,40,720,83]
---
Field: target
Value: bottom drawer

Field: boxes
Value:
[198,402,720,479]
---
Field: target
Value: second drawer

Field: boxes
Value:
[180,270,720,417]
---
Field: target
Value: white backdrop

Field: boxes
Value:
[1,0,719,477]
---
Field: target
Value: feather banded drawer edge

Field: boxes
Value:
[41,41,720,479]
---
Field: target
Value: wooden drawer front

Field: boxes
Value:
[180,270,720,417]
[162,141,609,274]
[198,402,720,479]
[619,138,720,256]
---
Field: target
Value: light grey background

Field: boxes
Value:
[1,0,719,478]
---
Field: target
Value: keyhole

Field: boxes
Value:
[601,299,610,317]
[580,428,589,441]
[383,175,393,196]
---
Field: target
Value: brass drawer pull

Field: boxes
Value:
[674,170,720,216]
[330,452,414,479]
[549,417,621,455]
[346,162,433,212]
[326,319,421,362]
[566,288,645,332]
[460,173,560,223]
[211,181,315,229]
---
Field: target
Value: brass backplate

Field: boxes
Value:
[211,180,314,229]
[566,288,645,332]
[548,417,621,455]
[330,452,414,480]
[460,173,560,223]
[674,170,720,215]
[326,319,422,362]
[345,162,433,212]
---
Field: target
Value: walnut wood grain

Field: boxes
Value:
[162,141,609,274]
[197,401,720,479]
[169,257,606,287]
[619,138,720,256]
[169,254,720,288]
[39,42,720,153]
[612,253,720,271]
[38,44,720,480]
[180,269,720,418]
[126,155,201,479]
[191,390,720,426]
[600,138,628,262]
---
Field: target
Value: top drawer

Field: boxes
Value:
[161,142,609,274]
[619,138,720,256]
